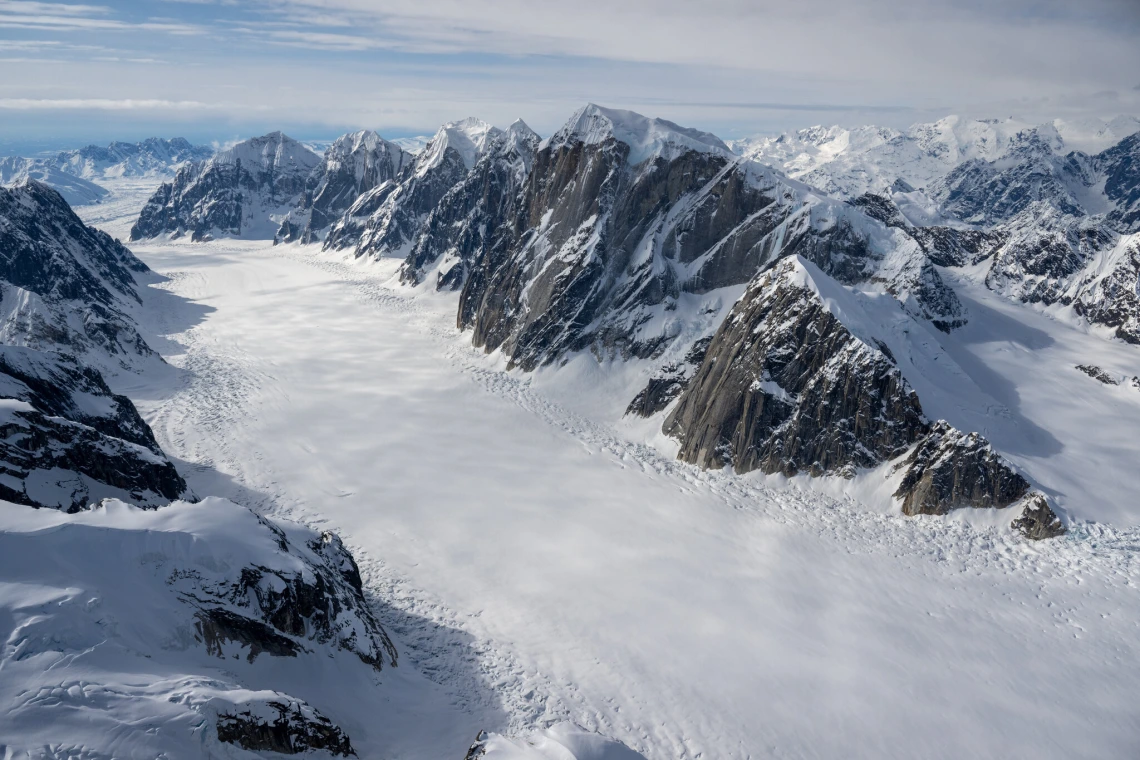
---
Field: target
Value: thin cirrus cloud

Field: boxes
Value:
[0,0,1136,147]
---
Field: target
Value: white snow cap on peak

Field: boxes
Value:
[545,104,732,165]
[213,131,321,172]
[416,116,502,175]
[506,118,538,140]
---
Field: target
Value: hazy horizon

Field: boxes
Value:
[1,0,1137,154]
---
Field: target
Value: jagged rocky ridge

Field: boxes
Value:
[0,180,155,369]
[276,130,412,244]
[324,117,502,258]
[399,119,539,290]
[661,256,1056,530]
[131,131,321,241]
[452,104,963,373]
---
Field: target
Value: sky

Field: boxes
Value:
[0,0,1138,154]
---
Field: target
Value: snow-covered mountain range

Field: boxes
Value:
[0,137,214,208]
[52,137,215,180]
[2,101,1139,757]
[125,103,1140,534]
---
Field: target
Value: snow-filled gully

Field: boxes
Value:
[100,203,1140,757]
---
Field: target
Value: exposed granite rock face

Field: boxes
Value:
[0,345,163,452]
[460,134,735,369]
[893,421,1031,516]
[130,132,320,241]
[399,120,539,290]
[0,345,186,511]
[180,518,397,671]
[324,118,500,258]
[1010,492,1066,540]
[195,607,303,661]
[457,105,962,371]
[216,698,356,756]
[464,731,490,760]
[664,258,929,476]
[625,337,712,418]
[0,181,155,366]
[848,191,1010,272]
[275,130,412,245]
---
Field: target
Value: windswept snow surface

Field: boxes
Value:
[65,191,1140,759]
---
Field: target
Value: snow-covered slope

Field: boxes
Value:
[470,724,646,759]
[130,132,321,241]
[730,115,1034,198]
[732,114,1140,202]
[276,129,413,244]
[0,156,109,207]
[52,137,214,180]
[0,497,395,757]
[391,135,433,155]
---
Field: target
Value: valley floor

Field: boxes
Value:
[80,189,1140,759]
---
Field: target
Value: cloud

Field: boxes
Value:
[0,0,1136,143]
[0,98,224,110]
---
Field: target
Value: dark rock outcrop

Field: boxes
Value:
[0,345,186,511]
[1075,364,1118,385]
[893,421,1031,516]
[195,607,304,661]
[1068,234,1140,344]
[626,337,712,417]
[178,520,396,671]
[664,257,928,476]
[130,132,320,241]
[1010,492,1066,540]
[0,180,154,366]
[217,699,355,756]
[929,128,1088,226]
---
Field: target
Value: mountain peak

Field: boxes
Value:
[546,103,732,165]
[214,132,321,172]
[416,117,501,175]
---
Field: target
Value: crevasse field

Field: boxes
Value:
[75,181,1140,759]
